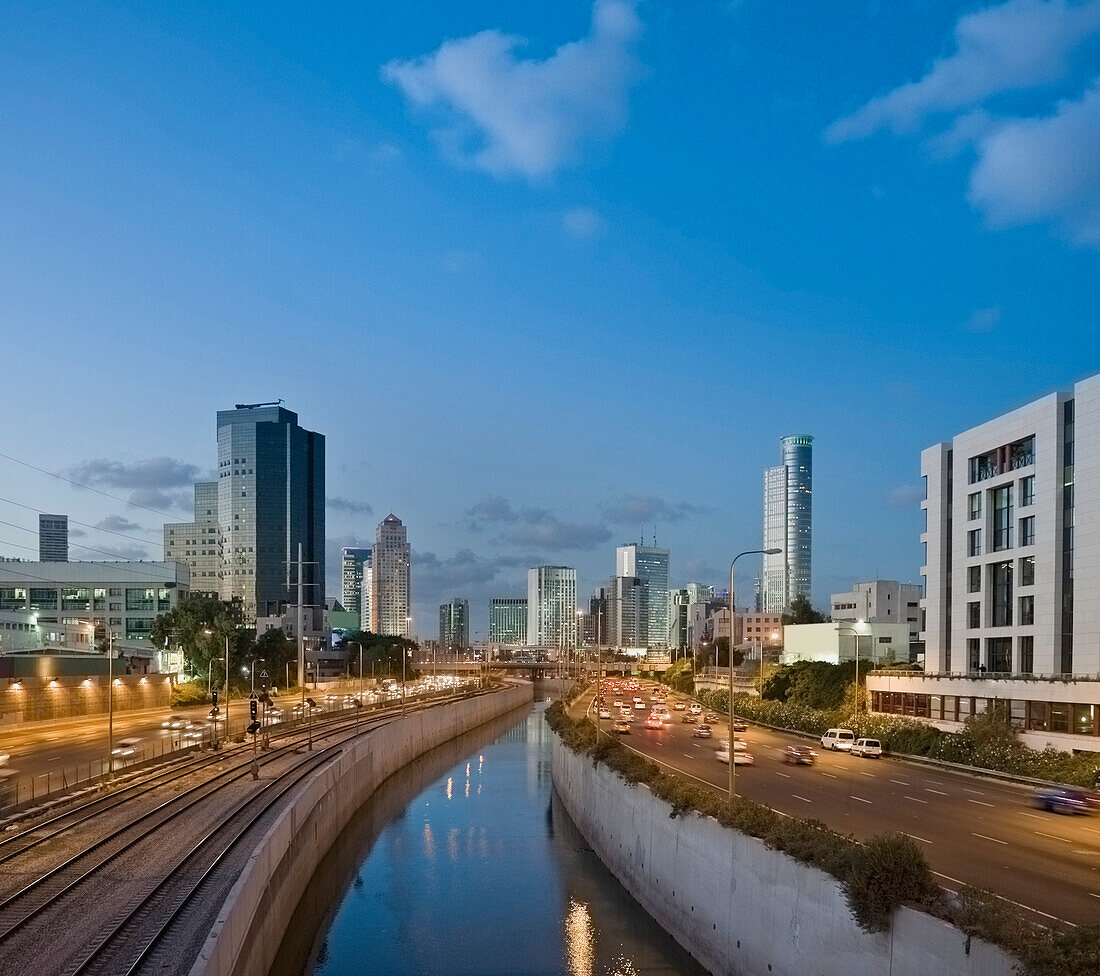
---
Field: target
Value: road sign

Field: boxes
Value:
[246,721,261,735]
[259,669,269,679]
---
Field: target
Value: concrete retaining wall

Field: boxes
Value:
[189,683,533,976]
[552,734,1017,976]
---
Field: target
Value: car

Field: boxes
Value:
[704,713,720,724]
[634,701,646,710]
[643,715,664,730]
[820,728,856,752]
[112,737,142,757]
[688,703,703,715]
[784,745,818,765]
[692,724,713,738]
[613,700,624,708]
[598,708,612,720]
[851,738,883,758]
[716,747,755,765]
[161,715,189,729]
[732,720,748,733]
[673,701,686,711]
[681,712,696,723]
[1032,787,1092,815]
[611,721,632,735]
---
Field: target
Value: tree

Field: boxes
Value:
[714,637,745,668]
[151,594,244,685]
[339,630,419,679]
[783,594,828,625]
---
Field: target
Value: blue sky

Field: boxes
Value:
[1,0,1097,637]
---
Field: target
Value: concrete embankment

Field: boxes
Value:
[551,732,1017,976]
[189,683,533,976]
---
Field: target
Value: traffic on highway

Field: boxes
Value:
[585,677,1100,927]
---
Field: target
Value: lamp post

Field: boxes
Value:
[837,620,867,714]
[204,627,231,745]
[249,657,264,693]
[85,622,116,777]
[403,616,412,714]
[728,548,781,801]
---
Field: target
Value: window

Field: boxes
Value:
[1019,516,1035,546]
[968,601,981,628]
[968,529,982,557]
[1019,595,1034,626]
[1019,636,1034,675]
[1028,701,1048,731]
[1020,476,1034,507]
[968,492,982,521]
[991,561,1013,627]
[1073,704,1097,737]
[968,566,981,593]
[1049,703,1069,734]
[967,639,981,671]
[987,637,1011,673]
[126,588,156,611]
[1019,555,1035,587]
[992,484,1013,550]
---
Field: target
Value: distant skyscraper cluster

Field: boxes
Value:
[164,403,325,619]
[761,434,813,613]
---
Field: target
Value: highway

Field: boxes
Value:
[577,681,1100,928]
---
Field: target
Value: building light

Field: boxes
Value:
[49,679,59,688]
[83,679,92,688]
[10,682,21,691]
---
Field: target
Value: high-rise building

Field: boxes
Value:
[606,575,648,648]
[762,434,813,612]
[38,514,68,562]
[866,373,1100,752]
[164,483,220,597]
[489,598,527,644]
[527,566,576,648]
[439,598,470,649]
[341,547,371,617]
[372,514,410,636]
[831,579,923,645]
[164,403,325,619]
[615,543,670,648]
[669,583,713,649]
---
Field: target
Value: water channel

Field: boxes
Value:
[272,696,707,976]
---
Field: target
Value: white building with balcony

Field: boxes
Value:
[867,373,1100,752]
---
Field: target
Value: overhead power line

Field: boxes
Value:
[0,495,165,550]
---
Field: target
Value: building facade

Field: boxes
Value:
[526,567,576,648]
[0,560,190,645]
[783,621,911,666]
[488,597,527,645]
[761,434,813,612]
[831,580,923,644]
[164,404,325,619]
[38,514,68,562]
[164,482,221,597]
[340,547,371,618]
[606,575,648,649]
[867,373,1100,751]
[615,544,670,648]
[439,598,470,649]
[372,515,410,637]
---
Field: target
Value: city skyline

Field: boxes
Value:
[0,1,1095,635]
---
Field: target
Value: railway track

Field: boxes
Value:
[0,685,498,974]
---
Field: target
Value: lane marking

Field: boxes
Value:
[819,771,837,779]
[904,832,933,844]
[967,799,995,808]
[775,771,791,779]
[925,788,949,796]
[963,788,986,796]
[1020,812,1045,821]
[890,779,909,786]
[933,872,1075,926]
[850,795,872,804]
[791,794,812,803]
[905,796,928,804]
[1090,893,1100,900]
[972,832,1007,846]
[1072,851,1099,856]
[1035,831,1071,844]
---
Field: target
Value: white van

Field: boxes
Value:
[820,728,856,751]
[851,738,883,758]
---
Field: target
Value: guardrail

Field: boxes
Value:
[869,669,1100,682]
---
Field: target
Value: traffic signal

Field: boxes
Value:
[250,697,258,719]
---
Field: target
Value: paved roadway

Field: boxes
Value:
[579,681,1100,927]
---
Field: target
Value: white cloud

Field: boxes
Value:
[968,81,1100,243]
[382,0,642,180]
[562,206,607,238]
[827,0,1100,142]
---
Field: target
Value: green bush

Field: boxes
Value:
[844,833,936,933]
[170,682,212,707]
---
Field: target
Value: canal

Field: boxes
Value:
[272,698,707,976]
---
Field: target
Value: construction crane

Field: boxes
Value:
[234,399,285,409]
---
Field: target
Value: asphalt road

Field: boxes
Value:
[580,681,1100,928]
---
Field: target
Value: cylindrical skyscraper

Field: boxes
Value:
[761,435,813,612]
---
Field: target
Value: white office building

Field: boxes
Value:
[606,575,648,649]
[831,580,923,644]
[867,373,1100,751]
[372,515,410,637]
[164,482,221,597]
[527,566,577,649]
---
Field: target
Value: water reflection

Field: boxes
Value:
[276,702,705,976]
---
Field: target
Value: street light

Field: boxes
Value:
[728,548,781,801]
[837,620,868,714]
[403,616,412,714]
[249,657,265,693]
[204,627,231,745]
[83,621,116,777]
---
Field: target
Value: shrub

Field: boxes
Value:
[170,682,212,708]
[843,833,936,932]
